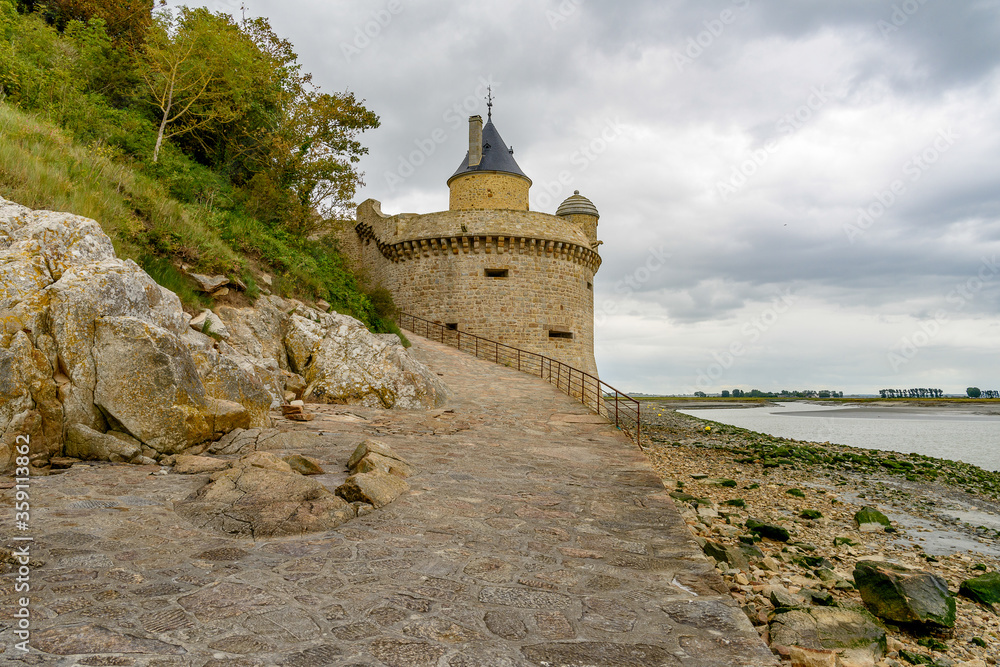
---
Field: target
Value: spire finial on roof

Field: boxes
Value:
[486,85,493,120]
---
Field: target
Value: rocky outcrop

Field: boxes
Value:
[0,197,270,468]
[214,297,450,409]
[175,453,355,537]
[1,196,448,469]
[175,438,416,535]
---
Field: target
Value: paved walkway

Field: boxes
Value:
[2,334,778,666]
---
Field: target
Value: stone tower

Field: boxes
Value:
[345,112,603,377]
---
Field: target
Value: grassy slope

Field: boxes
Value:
[0,101,408,344]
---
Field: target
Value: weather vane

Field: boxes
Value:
[486,86,493,119]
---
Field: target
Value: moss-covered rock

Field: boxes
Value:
[702,540,749,571]
[745,518,790,542]
[853,560,956,628]
[958,571,1000,607]
[854,506,891,532]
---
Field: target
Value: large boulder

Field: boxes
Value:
[93,316,233,454]
[64,423,141,462]
[0,197,271,468]
[213,299,451,410]
[187,343,274,425]
[215,298,291,368]
[853,560,956,628]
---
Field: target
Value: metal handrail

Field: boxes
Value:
[397,312,641,445]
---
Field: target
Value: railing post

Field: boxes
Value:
[635,400,640,445]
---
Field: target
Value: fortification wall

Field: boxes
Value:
[354,201,599,376]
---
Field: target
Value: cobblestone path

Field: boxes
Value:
[1,334,778,666]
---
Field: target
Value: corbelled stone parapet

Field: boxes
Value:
[355,200,600,272]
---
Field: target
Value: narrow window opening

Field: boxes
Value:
[484,268,509,278]
[445,323,458,331]
[549,330,574,339]
[587,281,593,290]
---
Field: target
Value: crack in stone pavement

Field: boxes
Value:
[2,333,778,666]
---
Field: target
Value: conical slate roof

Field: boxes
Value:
[448,119,530,184]
[556,190,599,218]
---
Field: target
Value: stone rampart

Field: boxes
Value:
[353,200,599,376]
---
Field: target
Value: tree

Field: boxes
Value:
[173,14,380,235]
[721,390,730,398]
[139,8,261,162]
[238,17,378,233]
[967,387,982,398]
[23,0,155,44]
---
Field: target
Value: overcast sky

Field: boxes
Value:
[182,0,1000,395]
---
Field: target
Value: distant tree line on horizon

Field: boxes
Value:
[878,388,943,398]
[718,389,843,398]
[966,387,999,399]
[877,388,999,398]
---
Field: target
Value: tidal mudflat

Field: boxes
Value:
[678,400,1000,472]
[641,403,1000,665]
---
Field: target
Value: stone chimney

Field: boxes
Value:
[468,115,483,167]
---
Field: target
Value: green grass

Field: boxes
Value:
[0,102,399,333]
[0,103,242,274]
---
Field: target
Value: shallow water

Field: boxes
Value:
[678,402,1000,472]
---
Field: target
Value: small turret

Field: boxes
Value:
[556,190,599,246]
[447,115,531,211]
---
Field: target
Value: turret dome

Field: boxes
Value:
[556,191,599,218]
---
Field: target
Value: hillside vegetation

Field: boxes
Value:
[0,0,403,337]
